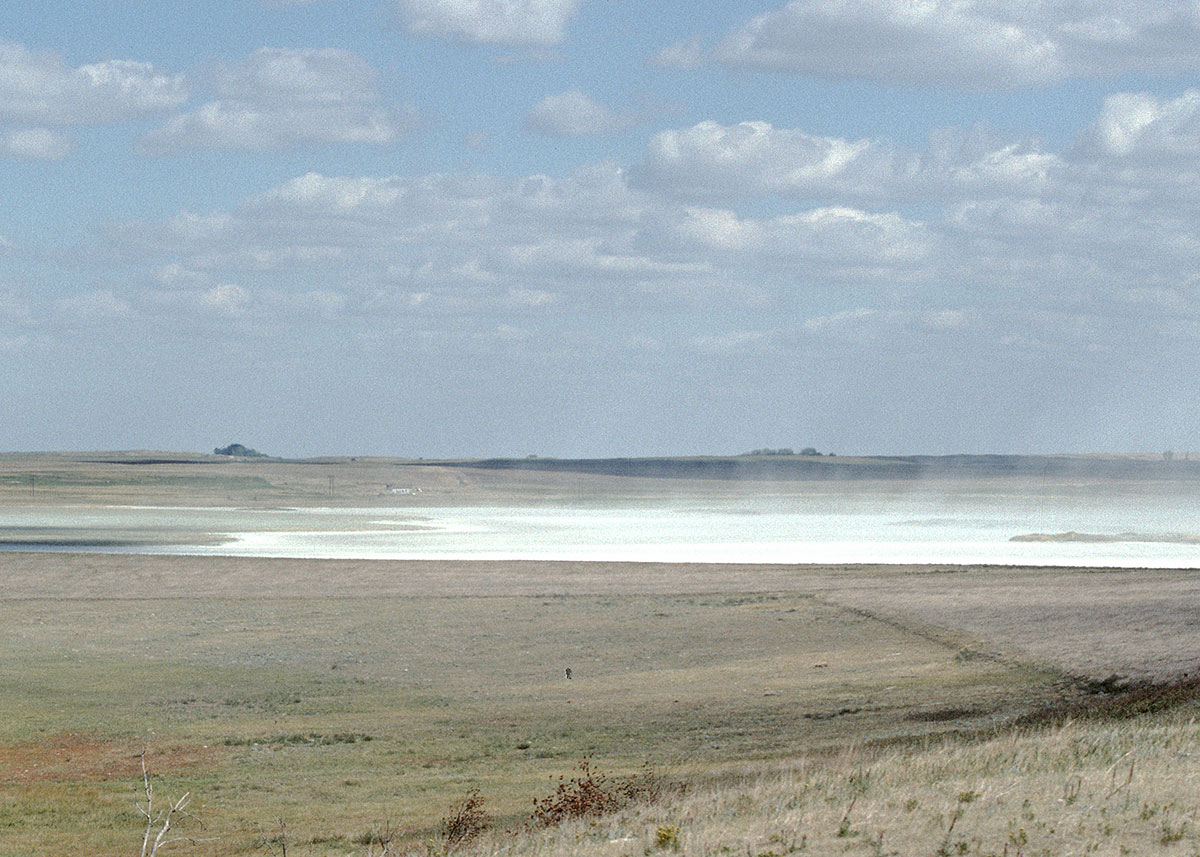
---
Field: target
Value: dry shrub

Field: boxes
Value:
[530,757,672,828]
[618,760,678,805]
[441,788,490,846]
[531,757,622,827]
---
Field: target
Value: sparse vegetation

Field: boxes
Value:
[351,686,1200,855]
[528,757,671,829]
[5,453,1200,856]
[137,750,213,856]
[441,789,490,847]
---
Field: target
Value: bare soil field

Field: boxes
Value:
[6,552,1197,682]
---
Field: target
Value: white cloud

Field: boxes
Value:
[394,0,582,46]
[641,120,902,201]
[652,36,705,70]
[494,322,530,340]
[106,160,947,326]
[1079,90,1200,159]
[919,125,1057,196]
[143,102,404,150]
[692,329,773,355]
[524,91,633,137]
[0,41,185,124]
[638,120,1057,202]
[142,279,351,326]
[508,287,558,306]
[802,307,878,333]
[199,283,251,315]
[713,0,1200,88]
[111,166,735,310]
[143,48,413,152]
[209,47,379,105]
[922,309,969,330]
[664,205,935,270]
[93,84,1200,349]
[0,127,73,160]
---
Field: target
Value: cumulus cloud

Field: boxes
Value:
[524,91,634,137]
[0,42,184,127]
[102,158,950,331]
[0,127,73,160]
[142,277,350,328]
[637,120,1057,203]
[77,83,1200,361]
[664,205,934,268]
[713,0,1200,88]
[1078,90,1200,159]
[106,167,727,324]
[142,48,413,151]
[394,0,583,46]
[640,120,903,201]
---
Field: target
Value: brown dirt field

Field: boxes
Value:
[4,552,1199,682]
[812,565,1200,682]
[0,734,223,783]
[0,553,817,599]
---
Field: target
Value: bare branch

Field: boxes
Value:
[136,749,218,856]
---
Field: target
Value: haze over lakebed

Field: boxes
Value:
[4,481,1199,566]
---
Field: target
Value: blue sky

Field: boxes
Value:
[3,0,1200,457]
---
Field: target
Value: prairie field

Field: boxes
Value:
[1,454,1199,855]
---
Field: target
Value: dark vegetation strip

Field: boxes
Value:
[436,454,1200,481]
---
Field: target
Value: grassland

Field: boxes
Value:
[1,453,1199,855]
[447,691,1200,856]
[0,582,1058,855]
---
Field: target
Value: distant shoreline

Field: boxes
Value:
[1012,531,1200,544]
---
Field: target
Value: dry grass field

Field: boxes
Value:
[0,571,1056,855]
[1,453,1199,855]
[442,694,1200,857]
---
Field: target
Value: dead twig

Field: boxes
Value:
[137,749,217,856]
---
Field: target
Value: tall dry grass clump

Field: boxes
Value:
[400,699,1200,857]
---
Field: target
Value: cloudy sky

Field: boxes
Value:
[3,1,1200,458]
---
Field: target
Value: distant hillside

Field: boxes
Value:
[438,453,1200,481]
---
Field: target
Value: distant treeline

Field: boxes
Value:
[214,443,268,458]
[437,454,1200,482]
[739,447,826,457]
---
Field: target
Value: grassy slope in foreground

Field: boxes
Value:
[435,682,1200,857]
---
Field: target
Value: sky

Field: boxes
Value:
[3,1,1200,458]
